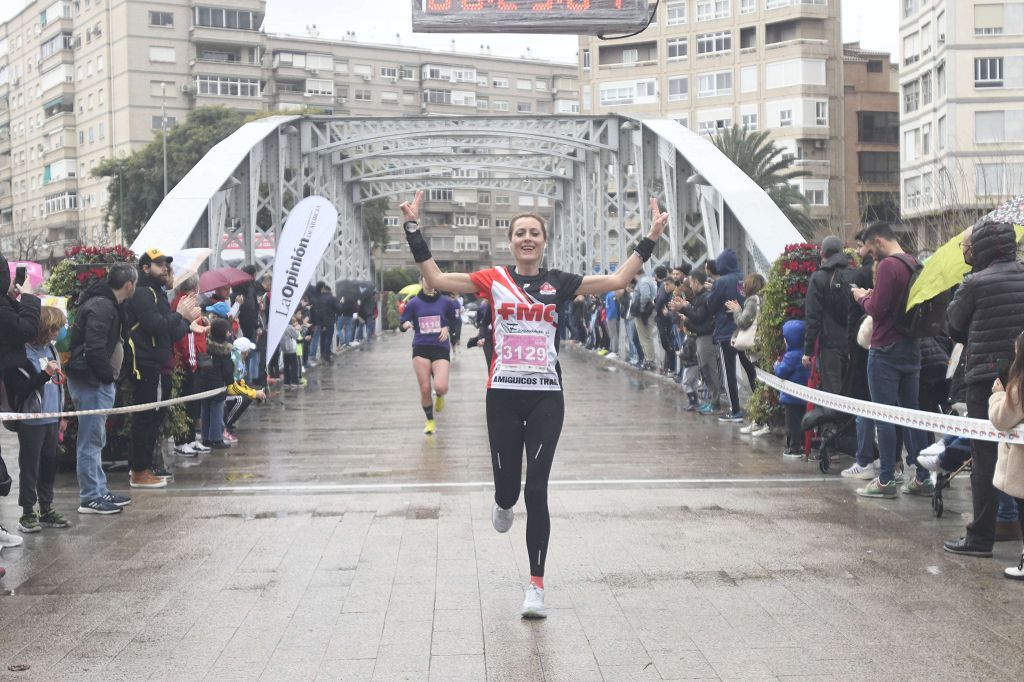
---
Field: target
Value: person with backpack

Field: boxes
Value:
[943,220,1024,557]
[65,263,138,515]
[851,222,933,499]
[802,236,854,394]
[631,270,658,370]
[6,306,71,534]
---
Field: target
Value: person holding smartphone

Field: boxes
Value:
[0,254,42,557]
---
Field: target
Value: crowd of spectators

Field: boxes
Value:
[567,220,1024,581]
[0,252,379,579]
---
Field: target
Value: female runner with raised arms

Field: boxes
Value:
[400,275,459,435]
[400,191,668,618]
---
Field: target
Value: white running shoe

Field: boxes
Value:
[491,502,514,533]
[174,442,197,456]
[1005,553,1024,581]
[841,463,877,480]
[751,424,772,437]
[191,440,211,453]
[917,454,943,473]
[0,525,24,548]
[521,584,546,619]
[739,422,762,435]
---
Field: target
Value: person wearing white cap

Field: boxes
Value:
[224,337,266,435]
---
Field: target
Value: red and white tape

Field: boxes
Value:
[755,368,1024,444]
[0,387,226,422]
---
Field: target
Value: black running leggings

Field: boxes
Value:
[486,389,565,577]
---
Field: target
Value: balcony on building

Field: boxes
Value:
[192,44,262,78]
[791,140,831,171]
[39,2,74,38]
[39,63,75,106]
[38,32,74,73]
[0,125,9,156]
[271,51,335,82]
[190,5,264,46]
[598,41,658,71]
[763,0,829,21]
[764,17,830,57]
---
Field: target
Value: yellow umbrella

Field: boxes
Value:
[907,224,1024,309]
[398,283,422,299]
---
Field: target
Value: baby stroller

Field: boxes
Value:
[801,405,873,474]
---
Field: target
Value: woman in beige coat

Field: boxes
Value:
[988,332,1024,581]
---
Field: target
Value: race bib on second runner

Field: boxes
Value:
[419,315,442,334]
[501,333,548,373]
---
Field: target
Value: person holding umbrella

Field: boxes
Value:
[399,190,667,619]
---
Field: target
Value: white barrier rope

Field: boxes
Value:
[0,386,226,422]
[755,368,1024,444]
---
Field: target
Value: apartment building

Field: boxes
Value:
[578,0,845,232]
[900,0,1024,249]
[0,0,578,268]
[842,42,900,239]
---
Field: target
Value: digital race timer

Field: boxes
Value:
[411,0,651,35]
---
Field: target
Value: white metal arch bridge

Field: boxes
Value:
[131,114,802,283]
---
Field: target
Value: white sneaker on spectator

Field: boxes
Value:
[840,463,877,480]
[751,424,772,437]
[174,442,197,456]
[917,453,943,473]
[739,422,761,435]
[894,468,906,484]
[191,440,211,453]
[0,525,24,548]
[920,440,946,457]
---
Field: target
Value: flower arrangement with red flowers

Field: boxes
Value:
[747,242,820,425]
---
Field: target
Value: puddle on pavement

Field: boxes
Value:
[197,510,346,520]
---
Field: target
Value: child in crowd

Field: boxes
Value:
[224,337,266,436]
[196,318,234,450]
[774,320,811,458]
[281,312,302,388]
[987,331,1024,580]
[5,306,71,533]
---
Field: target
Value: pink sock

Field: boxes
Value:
[530,576,544,589]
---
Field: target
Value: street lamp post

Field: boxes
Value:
[161,83,168,198]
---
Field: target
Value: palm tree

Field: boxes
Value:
[711,125,817,239]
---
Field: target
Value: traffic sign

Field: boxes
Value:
[411,0,650,35]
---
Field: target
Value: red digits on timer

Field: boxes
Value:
[532,1,592,9]
[427,0,451,10]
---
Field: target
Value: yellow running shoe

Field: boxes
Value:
[434,394,445,413]
[424,419,436,435]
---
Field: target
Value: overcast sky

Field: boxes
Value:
[2,0,898,63]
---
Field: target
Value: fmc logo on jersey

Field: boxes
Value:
[496,302,557,324]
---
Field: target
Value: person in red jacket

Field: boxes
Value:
[171,276,211,456]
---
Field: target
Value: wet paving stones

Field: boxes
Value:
[1,334,1023,680]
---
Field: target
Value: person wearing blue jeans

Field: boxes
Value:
[67,379,120,511]
[865,340,931,487]
[201,395,226,446]
[852,222,932,498]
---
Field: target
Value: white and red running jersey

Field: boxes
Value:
[469,266,583,391]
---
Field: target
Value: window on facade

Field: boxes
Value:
[622,48,639,65]
[195,75,261,97]
[973,110,1024,143]
[667,38,688,60]
[696,0,730,22]
[582,49,590,69]
[975,164,1024,196]
[493,100,509,111]
[428,189,453,202]
[495,194,511,205]
[305,79,333,96]
[904,129,919,161]
[495,218,511,229]
[194,6,261,30]
[921,72,932,105]
[903,80,919,113]
[858,111,899,143]
[492,77,509,88]
[975,57,1003,87]
[697,31,732,55]
[149,46,176,63]
[698,118,731,135]
[668,76,688,101]
[922,123,931,155]
[858,152,900,184]
[149,11,173,27]
[741,113,758,131]
[741,0,756,14]
[936,61,946,98]
[517,102,532,113]
[805,189,826,205]
[697,70,732,97]
[667,0,687,25]
[814,101,827,126]
[975,4,1005,35]
[938,115,947,149]
[779,109,793,127]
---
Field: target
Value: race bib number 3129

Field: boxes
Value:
[501,333,548,373]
